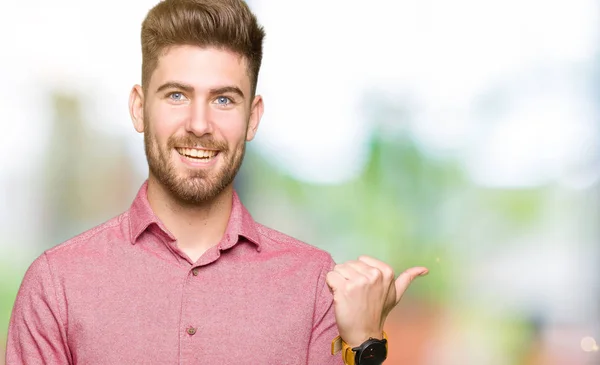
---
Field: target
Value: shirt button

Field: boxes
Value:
[192,268,199,276]
[187,327,197,336]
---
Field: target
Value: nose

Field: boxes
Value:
[185,100,213,136]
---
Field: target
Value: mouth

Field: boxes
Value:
[175,147,219,162]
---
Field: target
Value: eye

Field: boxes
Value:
[168,92,187,102]
[215,96,232,105]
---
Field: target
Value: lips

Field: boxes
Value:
[176,147,217,158]
[175,147,219,161]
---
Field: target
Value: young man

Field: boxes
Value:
[6,0,427,364]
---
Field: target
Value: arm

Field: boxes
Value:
[307,259,344,365]
[5,254,71,365]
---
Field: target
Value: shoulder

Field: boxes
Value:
[43,212,130,265]
[255,223,335,269]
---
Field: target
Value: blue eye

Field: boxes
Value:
[216,96,231,105]
[170,92,184,101]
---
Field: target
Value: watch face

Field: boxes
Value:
[356,341,387,365]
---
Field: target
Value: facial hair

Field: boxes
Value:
[143,116,246,206]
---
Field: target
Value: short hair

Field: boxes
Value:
[141,0,265,96]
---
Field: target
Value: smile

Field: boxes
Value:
[175,147,219,161]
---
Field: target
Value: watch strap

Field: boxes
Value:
[331,332,388,365]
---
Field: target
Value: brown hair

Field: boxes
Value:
[141,0,265,96]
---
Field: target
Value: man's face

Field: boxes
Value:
[131,45,262,205]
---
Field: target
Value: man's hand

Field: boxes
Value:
[326,255,428,347]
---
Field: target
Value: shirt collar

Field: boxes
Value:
[128,181,262,251]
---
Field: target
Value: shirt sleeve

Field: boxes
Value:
[307,256,344,365]
[5,253,72,365]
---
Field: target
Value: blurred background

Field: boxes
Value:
[1,0,599,364]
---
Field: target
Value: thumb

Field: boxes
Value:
[394,266,429,304]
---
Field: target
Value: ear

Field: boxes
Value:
[246,95,264,142]
[129,84,145,133]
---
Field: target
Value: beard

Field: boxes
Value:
[143,118,246,206]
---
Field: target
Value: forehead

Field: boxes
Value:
[150,45,251,93]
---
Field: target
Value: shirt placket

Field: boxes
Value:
[179,265,203,364]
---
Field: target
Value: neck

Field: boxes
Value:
[146,176,233,262]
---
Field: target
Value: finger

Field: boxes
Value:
[394,266,429,304]
[345,260,382,279]
[357,256,395,282]
[325,271,346,293]
[357,255,384,267]
[333,263,363,281]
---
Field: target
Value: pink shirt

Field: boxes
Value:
[6,182,343,364]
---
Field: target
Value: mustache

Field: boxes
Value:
[167,135,228,150]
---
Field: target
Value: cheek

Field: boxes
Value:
[221,125,247,149]
[212,110,249,144]
[148,106,185,144]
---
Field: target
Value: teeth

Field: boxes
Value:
[177,148,218,159]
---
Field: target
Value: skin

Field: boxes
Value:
[327,257,428,347]
[129,45,262,261]
[129,44,428,350]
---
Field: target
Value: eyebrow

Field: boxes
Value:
[208,86,245,100]
[155,82,246,100]
[156,81,194,94]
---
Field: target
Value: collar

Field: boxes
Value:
[128,181,261,251]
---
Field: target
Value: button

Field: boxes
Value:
[187,327,197,336]
[192,268,199,276]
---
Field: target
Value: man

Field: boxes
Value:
[6,0,428,364]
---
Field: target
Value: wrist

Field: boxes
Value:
[332,331,388,365]
[345,330,384,348]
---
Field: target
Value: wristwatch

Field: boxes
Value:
[331,332,388,365]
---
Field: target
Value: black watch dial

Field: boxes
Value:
[354,339,387,365]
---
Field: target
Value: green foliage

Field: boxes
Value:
[242,132,468,300]
[0,259,26,345]
[242,123,548,304]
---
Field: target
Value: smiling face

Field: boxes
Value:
[130,45,263,205]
